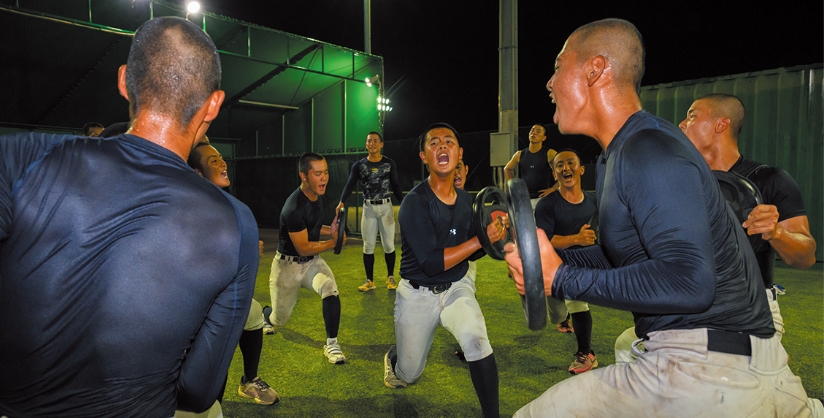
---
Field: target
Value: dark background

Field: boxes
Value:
[203,0,823,143]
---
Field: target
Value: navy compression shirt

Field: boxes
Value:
[339,156,404,203]
[551,111,774,338]
[398,180,482,285]
[0,133,258,417]
[519,143,553,198]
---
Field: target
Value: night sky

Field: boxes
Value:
[204,0,823,142]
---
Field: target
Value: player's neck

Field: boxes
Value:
[300,182,320,201]
[367,152,382,162]
[128,111,197,162]
[705,139,740,172]
[528,142,543,153]
[559,185,584,204]
[427,174,457,205]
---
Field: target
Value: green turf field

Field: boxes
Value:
[221,237,823,417]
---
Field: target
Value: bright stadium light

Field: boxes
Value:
[365,75,380,87]
[187,1,200,14]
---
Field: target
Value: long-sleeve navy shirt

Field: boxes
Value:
[0,133,258,417]
[552,111,774,338]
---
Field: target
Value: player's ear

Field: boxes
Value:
[580,165,585,175]
[459,147,464,160]
[715,117,731,134]
[298,171,307,182]
[117,65,129,100]
[419,151,427,164]
[587,55,606,87]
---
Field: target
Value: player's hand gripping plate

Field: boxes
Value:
[333,206,345,254]
[472,178,547,330]
[713,170,766,250]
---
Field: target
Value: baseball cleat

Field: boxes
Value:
[568,351,598,375]
[384,345,407,388]
[238,376,280,405]
[358,280,377,292]
[557,319,574,333]
[386,276,397,290]
[323,342,346,364]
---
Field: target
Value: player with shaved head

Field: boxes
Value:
[0,16,258,417]
[505,18,822,416]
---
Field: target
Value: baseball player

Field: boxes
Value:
[336,131,404,291]
[263,153,348,365]
[503,124,559,208]
[504,18,822,416]
[534,150,598,374]
[0,17,258,416]
[187,141,279,406]
[383,123,505,418]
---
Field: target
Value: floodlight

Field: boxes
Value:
[187,1,200,14]
[365,75,380,87]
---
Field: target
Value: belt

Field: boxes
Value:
[365,197,391,205]
[407,280,453,295]
[278,253,317,264]
[707,329,752,356]
[768,287,777,301]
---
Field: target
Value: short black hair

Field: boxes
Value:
[187,141,212,172]
[418,122,460,152]
[298,152,325,175]
[367,131,383,142]
[125,17,221,129]
[551,148,582,165]
[83,122,104,136]
[99,122,130,138]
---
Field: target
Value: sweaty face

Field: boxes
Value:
[528,125,547,144]
[454,160,468,190]
[546,37,589,134]
[365,133,383,156]
[679,99,716,153]
[302,159,329,197]
[419,127,462,176]
[552,151,583,190]
[198,145,230,188]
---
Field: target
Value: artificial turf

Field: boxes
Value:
[220,234,823,417]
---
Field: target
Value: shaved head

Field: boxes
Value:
[569,18,645,93]
[697,94,746,136]
[126,17,221,128]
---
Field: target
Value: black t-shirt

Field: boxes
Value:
[730,156,807,288]
[398,180,482,285]
[518,143,553,198]
[534,190,597,249]
[278,187,323,256]
[340,156,404,202]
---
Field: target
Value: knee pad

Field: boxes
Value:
[565,299,589,314]
[245,298,265,331]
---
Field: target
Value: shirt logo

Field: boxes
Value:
[450,228,456,235]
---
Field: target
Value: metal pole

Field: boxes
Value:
[364,0,371,54]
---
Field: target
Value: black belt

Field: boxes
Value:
[407,280,453,294]
[278,253,317,264]
[707,329,752,356]
[365,198,391,205]
[768,287,777,301]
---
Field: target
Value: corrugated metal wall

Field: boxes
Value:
[640,64,823,261]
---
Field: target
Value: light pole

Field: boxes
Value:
[364,0,371,54]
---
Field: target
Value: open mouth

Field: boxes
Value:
[437,153,449,166]
[454,176,463,186]
[220,170,228,179]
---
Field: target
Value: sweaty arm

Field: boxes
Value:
[289,229,335,256]
[503,151,520,180]
[765,215,816,268]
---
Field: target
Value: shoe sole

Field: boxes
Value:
[327,357,346,364]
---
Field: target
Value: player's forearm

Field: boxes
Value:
[770,228,817,269]
[550,235,579,250]
[504,168,515,180]
[294,240,334,256]
[443,237,482,271]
